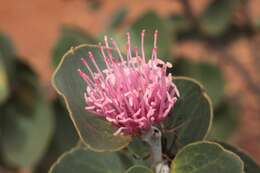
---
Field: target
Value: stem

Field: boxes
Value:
[141,126,170,173]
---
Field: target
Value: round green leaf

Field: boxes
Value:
[208,100,239,140]
[52,26,96,68]
[8,60,39,115]
[162,77,213,156]
[52,44,130,152]
[0,57,9,104]
[50,99,78,154]
[129,11,171,61]
[172,58,225,107]
[1,97,54,168]
[125,165,153,173]
[171,141,244,173]
[218,142,260,173]
[0,58,40,118]
[127,137,150,160]
[33,99,79,173]
[49,147,133,173]
[193,63,225,107]
[199,0,241,36]
[0,32,16,75]
[0,33,16,59]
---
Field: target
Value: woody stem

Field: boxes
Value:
[141,126,170,173]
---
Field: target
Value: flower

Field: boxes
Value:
[78,30,179,135]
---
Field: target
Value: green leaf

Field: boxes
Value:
[127,137,150,160]
[162,77,213,156]
[218,142,260,173]
[0,33,16,80]
[171,141,244,173]
[172,58,225,107]
[52,26,96,68]
[125,165,153,173]
[50,99,79,154]
[0,33,16,106]
[208,100,239,140]
[52,44,130,151]
[0,33,16,59]
[199,0,241,36]
[1,97,54,168]
[0,57,9,104]
[5,60,39,115]
[129,11,171,61]
[33,99,79,173]
[49,147,133,173]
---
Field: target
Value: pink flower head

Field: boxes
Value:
[78,30,179,136]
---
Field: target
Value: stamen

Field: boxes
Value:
[134,47,139,57]
[126,32,133,67]
[133,47,142,69]
[77,69,94,86]
[103,36,116,66]
[151,47,158,61]
[88,51,104,78]
[141,29,146,62]
[104,35,109,48]
[126,44,130,66]
[99,43,111,69]
[159,64,167,116]
[152,30,158,61]
[110,38,124,63]
[106,47,116,66]
[81,58,95,80]
[113,127,127,136]
[154,30,158,49]
[77,69,88,81]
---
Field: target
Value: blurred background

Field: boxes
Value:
[0,0,260,172]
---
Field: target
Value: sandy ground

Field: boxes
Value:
[0,0,260,164]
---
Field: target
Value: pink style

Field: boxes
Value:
[78,30,179,136]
